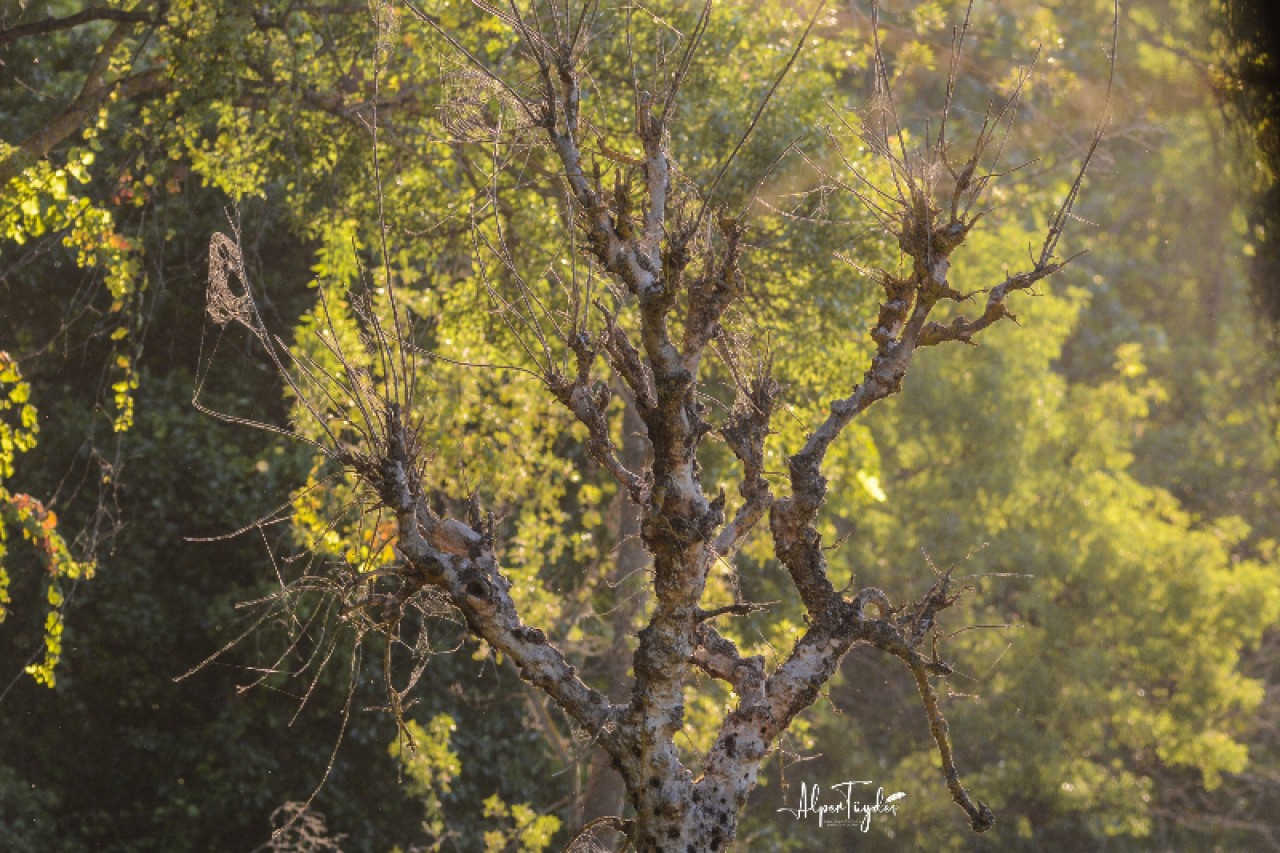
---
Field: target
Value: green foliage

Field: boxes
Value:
[0,352,38,483]
[0,142,142,432]
[0,352,95,686]
[390,716,462,846]
[848,301,1278,845]
[741,208,1280,850]
[0,764,61,853]
[390,715,560,852]
[2,0,1278,849]
[480,793,561,853]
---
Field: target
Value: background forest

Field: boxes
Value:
[2,0,1279,850]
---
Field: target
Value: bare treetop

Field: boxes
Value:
[202,0,1114,848]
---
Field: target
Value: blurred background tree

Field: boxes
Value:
[1,0,1277,849]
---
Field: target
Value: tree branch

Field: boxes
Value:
[548,332,647,505]
[0,7,154,47]
[371,406,622,746]
[0,13,168,188]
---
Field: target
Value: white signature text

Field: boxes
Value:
[776,781,906,831]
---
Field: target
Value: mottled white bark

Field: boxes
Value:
[227,1,1111,848]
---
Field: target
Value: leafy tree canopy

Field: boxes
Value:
[2,0,1278,850]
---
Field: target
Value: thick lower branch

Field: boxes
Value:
[372,418,620,747]
[398,518,619,742]
[0,69,168,186]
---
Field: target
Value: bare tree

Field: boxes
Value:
[201,0,1114,848]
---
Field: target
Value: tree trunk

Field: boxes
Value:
[580,395,650,847]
